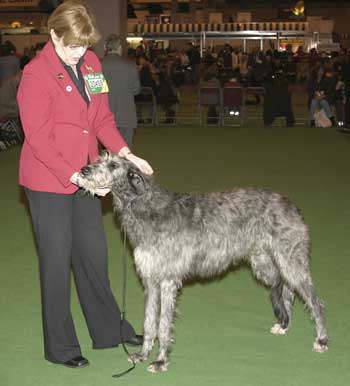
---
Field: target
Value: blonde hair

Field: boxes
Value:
[48,0,100,47]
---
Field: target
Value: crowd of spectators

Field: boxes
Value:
[1,39,350,151]
[128,41,350,128]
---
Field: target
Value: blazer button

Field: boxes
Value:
[83,130,88,133]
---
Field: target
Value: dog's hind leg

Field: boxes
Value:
[294,280,328,353]
[147,279,179,373]
[275,240,328,353]
[270,281,295,335]
[250,252,294,335]
[129,280,160,364]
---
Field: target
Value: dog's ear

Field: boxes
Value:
[127,169,146,195]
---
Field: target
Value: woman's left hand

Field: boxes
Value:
[125,153,154,175]
[70,172,111,196]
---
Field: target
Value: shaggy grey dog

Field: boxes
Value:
[79,153,328,373]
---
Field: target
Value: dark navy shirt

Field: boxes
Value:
[61,56,90,106]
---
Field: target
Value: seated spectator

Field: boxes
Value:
[263,71,295,127]
[3,40,20,58]
[156,71,178,124]
[309,68,336,126]
[0,44,20,85]
[199,72,221,90]
[222,72,244,120]
[199,73,221,124]
[309,90,334,127]
[0,71,21,120]
[0,70,23,150]
[307,66,324,107]
[136,56,158,123]
[223,71,241,87]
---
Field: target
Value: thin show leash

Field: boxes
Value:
[112,230,137,378]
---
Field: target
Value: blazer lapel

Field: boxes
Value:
[43,41,88,111]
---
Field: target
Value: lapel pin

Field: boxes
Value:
[85,65,94,73]
[58,73,64,80]
[66,85,73,92]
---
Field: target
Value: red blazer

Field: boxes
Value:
[17,41,126,194]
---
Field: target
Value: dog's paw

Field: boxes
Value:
[128,352,148,364]
[313,341,328,353]
[147,360,168,373]
[270,323,288,335]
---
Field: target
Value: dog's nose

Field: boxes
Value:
[81,166,90,176]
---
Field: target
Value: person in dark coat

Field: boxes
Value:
[186,43,201,84]
[263,71,295,127]
[102,34,141,148]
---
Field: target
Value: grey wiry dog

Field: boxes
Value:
[79,152,328,373]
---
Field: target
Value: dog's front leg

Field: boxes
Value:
[129,279,160,364]
[147,279,179,373]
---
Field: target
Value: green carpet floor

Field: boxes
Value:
[1,118,350,386]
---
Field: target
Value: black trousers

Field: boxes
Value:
[25,188,136,363]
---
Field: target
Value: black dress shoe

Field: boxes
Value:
[124,334,143,346]
[63,356,89,369]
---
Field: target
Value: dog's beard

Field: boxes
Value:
[79,172,112,195]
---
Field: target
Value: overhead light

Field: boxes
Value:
[11,21,22,28]
[292,1,305,16]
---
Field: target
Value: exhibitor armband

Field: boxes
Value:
[83,73,109,94]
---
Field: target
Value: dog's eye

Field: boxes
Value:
[109,161,117,170]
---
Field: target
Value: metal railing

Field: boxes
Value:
[131,22,309,35]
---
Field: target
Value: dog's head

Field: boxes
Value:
[79,152,150,206]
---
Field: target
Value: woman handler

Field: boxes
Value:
[17,0,153,368]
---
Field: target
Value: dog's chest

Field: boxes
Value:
[133,245,187,280]
[133,247,162,279]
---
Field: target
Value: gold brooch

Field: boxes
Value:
[58,73,64,80]
[85,65,94,73]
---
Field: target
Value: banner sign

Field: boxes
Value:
[0,0,39,7]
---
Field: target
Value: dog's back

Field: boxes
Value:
[123,185,308,281]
